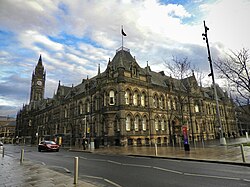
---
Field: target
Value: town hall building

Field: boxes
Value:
[16,47,238,147]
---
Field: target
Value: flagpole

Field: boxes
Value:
[121,25,124,50]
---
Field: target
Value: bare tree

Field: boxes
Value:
[214,48,250,106]
[164,56,198,144]
[165,56,193,79]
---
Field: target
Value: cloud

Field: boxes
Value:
[0,0,60,35]
[0,0,250,117]
[200,0,250,51]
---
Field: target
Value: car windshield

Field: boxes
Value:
[45,141,56,145]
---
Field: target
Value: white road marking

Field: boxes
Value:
[79,155,250,183]
[82,175,103,180]
[183,172,241,181]
[82,175,122,187]
[104,179,123,187]
[79,156,87,160]
[123,163,151,168]
[153,166,183,174]
[107,160,122,165]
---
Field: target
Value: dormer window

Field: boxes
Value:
[133,68,137,76]
[131,62,139,78]
[109,90,115,105]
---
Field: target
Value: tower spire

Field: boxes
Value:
[98,64,100,75]
[38,54,42,66]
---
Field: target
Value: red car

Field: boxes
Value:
[38,141,60,152]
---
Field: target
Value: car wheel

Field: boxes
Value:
[38,148,41,152]
[56,149,59,152]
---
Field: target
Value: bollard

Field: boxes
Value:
[155,143,158,156]
[20,149,24,164]
[74,157,79,184]
[240,144,246,163]
[2,147,4,157]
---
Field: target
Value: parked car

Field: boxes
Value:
[38,141,60,152]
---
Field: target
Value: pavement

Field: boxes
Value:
[1,137,250,186]
[0,153,96,187]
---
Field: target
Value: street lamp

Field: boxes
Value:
[202,20,226,145]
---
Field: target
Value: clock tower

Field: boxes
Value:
[30,55,46,102]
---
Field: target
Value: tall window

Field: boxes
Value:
[153,95,158,108]
[133,92,138,106]
[109,90,115,105]
[135,116,139,131]
[155,118,159,131]
[161,120,165,131]
[126,116,131,131]
[64,108,68,118]
[172,100,176,110]
[141,93,145,106]
[159,96,164,109]
[125,90,129,105]
[79,103,83,114]
[167,100,171,110]
[86,101,90,113]
[94,97,98,110]
[195,104,199,113]
[142,117,147,131]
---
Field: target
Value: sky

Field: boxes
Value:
[1,0,250,117]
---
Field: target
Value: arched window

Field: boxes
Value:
[161,120,165,131]
[135,116,139,131]
[109,90,115,105]
[126,115,131,131]
[64,108,68,118]
[153,94,158,108]
[159,95,164,109]
[142,116,147,131]
[167,99,171,110]
[125,90,130,105]
[86,100,90,113]
[141,93,145,107]
[195,104,199,113]
[172,99,176,110]
[133,91,138,106]
[155,117,159,131]
[79,102,83,114]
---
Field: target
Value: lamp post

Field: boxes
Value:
[202,20,226,145]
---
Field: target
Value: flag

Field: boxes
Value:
[121,28,127,36]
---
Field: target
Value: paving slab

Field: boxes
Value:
[0,155,96,187]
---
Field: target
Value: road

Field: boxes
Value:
[4,145,250,187]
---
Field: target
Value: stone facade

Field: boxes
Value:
[16,47,238,146]
[0,116,16,144]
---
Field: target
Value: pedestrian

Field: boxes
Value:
[82,138,86,150]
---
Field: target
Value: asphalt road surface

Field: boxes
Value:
[4,145,250,187]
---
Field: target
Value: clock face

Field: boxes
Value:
[37,80,42,86]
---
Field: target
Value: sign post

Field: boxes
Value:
[182,126,190,151]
